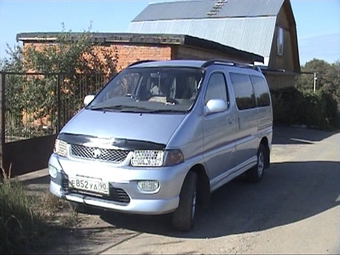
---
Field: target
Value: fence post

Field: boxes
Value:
[0,73,5,173]
[57,74,61,133]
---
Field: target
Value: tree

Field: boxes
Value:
[296,58,339,95]
[280,58,340,129]
[1,26,119,139]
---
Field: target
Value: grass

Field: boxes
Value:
[0,167,79,254]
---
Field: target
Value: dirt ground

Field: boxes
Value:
[21,125,340,254]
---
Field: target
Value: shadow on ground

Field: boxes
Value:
[98,160,340,239]
[273,125,338,145]
[17,125,340,253]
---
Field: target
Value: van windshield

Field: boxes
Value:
[88,67,203,113]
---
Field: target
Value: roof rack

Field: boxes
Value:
[202,59,262,72]
[128,60,155,67]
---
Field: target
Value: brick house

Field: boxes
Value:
[17,32,263,72]
[17,0,300,90]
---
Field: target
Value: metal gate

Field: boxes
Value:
[0,72,108,176]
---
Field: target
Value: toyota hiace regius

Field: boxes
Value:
[48,59,273,231]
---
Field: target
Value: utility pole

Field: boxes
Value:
[313,72,317,92]
[300,71,318,92]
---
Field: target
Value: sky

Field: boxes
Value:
[0,0,339,65]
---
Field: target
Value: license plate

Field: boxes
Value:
[68,176,109,195]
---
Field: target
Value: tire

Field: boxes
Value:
[246,144,266,183]
[172,171,197,232]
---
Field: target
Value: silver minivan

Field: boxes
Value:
[48,59,273,231]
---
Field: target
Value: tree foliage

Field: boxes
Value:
[1,26,118,139]
[273,58,340,129]
[296,58,340,96]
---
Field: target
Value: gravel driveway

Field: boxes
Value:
[22,125,340,254]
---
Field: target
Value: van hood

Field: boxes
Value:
[60,109,186,145]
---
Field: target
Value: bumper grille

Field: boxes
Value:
[70,144,130,162]
[62,178,68,190]
[109,188,130,204]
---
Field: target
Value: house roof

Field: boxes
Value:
[132,0,284,21]
[16,32,264,63]
[128,0,288,64]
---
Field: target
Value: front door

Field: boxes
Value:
[202,71,237,191]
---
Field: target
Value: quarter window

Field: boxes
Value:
[230,73,256,110]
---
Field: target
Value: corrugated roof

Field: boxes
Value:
[128,0,286,62]
[132,0,284,21]
[128,16,276,58]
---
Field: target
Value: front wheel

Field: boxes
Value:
[172,171,197,232]
[246,144,266,183]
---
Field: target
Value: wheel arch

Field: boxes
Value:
[260,137,270,168]
[187,164,210,209]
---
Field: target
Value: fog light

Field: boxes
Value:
[137,180,160,193]
[48,164,58,178]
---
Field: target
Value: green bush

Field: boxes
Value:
[0,168,77,254]
[0,181,48,254]
[271,86,339,130]
[319,85,339,127]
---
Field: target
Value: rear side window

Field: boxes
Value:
[230,73,256,110]
[251,75,270,107]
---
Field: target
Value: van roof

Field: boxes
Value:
[128,60,206,68]
[128,59,262,73]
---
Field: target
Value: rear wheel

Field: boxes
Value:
[172,171,197,232]
[246,144,266,183]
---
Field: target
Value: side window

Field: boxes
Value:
[230,73,256,110]
[277,27,284,56]
[251,75,270,107]
[204,73,228,105]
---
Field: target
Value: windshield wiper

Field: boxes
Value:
[89,105,150,112]
[149,109,185,113]
[89,105,124,111]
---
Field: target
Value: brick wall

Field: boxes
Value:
[23,42,247,73]
[112,44,172,71]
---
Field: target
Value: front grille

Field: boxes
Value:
[70,144,130,162]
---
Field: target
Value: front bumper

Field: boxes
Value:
[48,153,187,215]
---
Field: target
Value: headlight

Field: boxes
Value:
[131,149,184,167]
[53,139,68,157]
[131,150,164,166]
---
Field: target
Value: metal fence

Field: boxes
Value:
[1,72,109,143]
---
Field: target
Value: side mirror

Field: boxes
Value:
[204,99,228,115]
[84,95,95,107]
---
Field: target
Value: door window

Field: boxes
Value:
[204,73,228,105]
